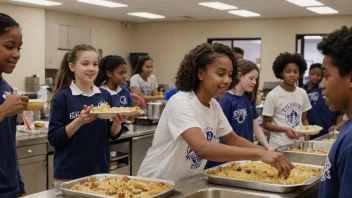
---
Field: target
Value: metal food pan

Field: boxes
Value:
[311,132,338,142]
[59,174,179,198]
[205,161,323,194]
[277,141,331,166]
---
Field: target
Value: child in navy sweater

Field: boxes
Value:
[0,12,28,198]
[303,63,344,140]
[95,55,132,107]
[205,59,273,169]
[317,26,352,198]
[48,44,128,183]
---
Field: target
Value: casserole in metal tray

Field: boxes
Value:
[206,161,323,194]
[59,174,178,198]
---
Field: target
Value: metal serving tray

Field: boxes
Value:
[277,141,331,166]
[205,161,323,194]
[59,174,179,198]
[311,132,338,142]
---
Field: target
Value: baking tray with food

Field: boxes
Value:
[276,141,331,166]
[59,174,178,198]
[311,132,338,143]
[206,161,323,193]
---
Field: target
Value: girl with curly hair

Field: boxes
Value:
[137,43,293,181]
[206,59,274,169]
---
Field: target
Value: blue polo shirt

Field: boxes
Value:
[48,82,122,179]
[304,84,344,139]
[0,78,25,197]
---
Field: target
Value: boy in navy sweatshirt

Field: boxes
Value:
[318,25,352,198]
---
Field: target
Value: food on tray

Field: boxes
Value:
[294,125,322,132]
[322,138,336,143]
[34,122,45,128]
[290,148,329,155]
[207,161,321,185]
[91,103,141,113]
[71,176,171,198]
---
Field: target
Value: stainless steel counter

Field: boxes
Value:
[24,174,319,198]
[16,124,157,147]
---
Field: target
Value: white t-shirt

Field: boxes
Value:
[137,91,232,181]
[129,74,158,96]
[262,86,311,148]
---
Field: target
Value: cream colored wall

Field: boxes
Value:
[131,16,352,88]
[2,2,352,90]
[0,3,45,90]
[45,10,135,76]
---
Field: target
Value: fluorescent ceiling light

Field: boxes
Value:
[198,2,238,10]
[10,0,62,6]
[77,0,127,8]
[304,36,323,40]
[286,0,323,7]
[127,12,165,19]
[307,6,338,14]
[228,10,260,17]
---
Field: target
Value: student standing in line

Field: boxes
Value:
[130,56,164,102]
[95,55,132,107]
[262,52,311,148]
[303,63,344,140]
[48,44,128,184]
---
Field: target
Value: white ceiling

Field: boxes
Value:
[3,0,352,22]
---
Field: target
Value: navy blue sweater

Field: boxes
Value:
[48,87,121,179]
[0,78,25,197]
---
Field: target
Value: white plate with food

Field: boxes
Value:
[293,125,323,135]
[90,103,144,119]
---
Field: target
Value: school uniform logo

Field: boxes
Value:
[120,96,127,105]
[282,102,303,128]
[97,101,105,107]
[2,91,8,99]
[69,111,80,120]
[308,92,319,105]
[321,158,331,181]
[232,108,247,124]
[186,127,215,169]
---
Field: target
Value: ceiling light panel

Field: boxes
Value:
[198,2,238,10]
[286,0,323,7]
[10,0,62,6]
[77,0,127,8]
[306,6,338,14]
[228,10,260,17]
[127,12,165,19]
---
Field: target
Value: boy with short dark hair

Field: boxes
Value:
[318,25,352,198]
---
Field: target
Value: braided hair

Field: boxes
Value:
[95,55,127,87]
[0,13,19,36]
[175,43,239,92]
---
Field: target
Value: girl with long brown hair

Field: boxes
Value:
[48,44,128,183]
[206,59,273,169]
